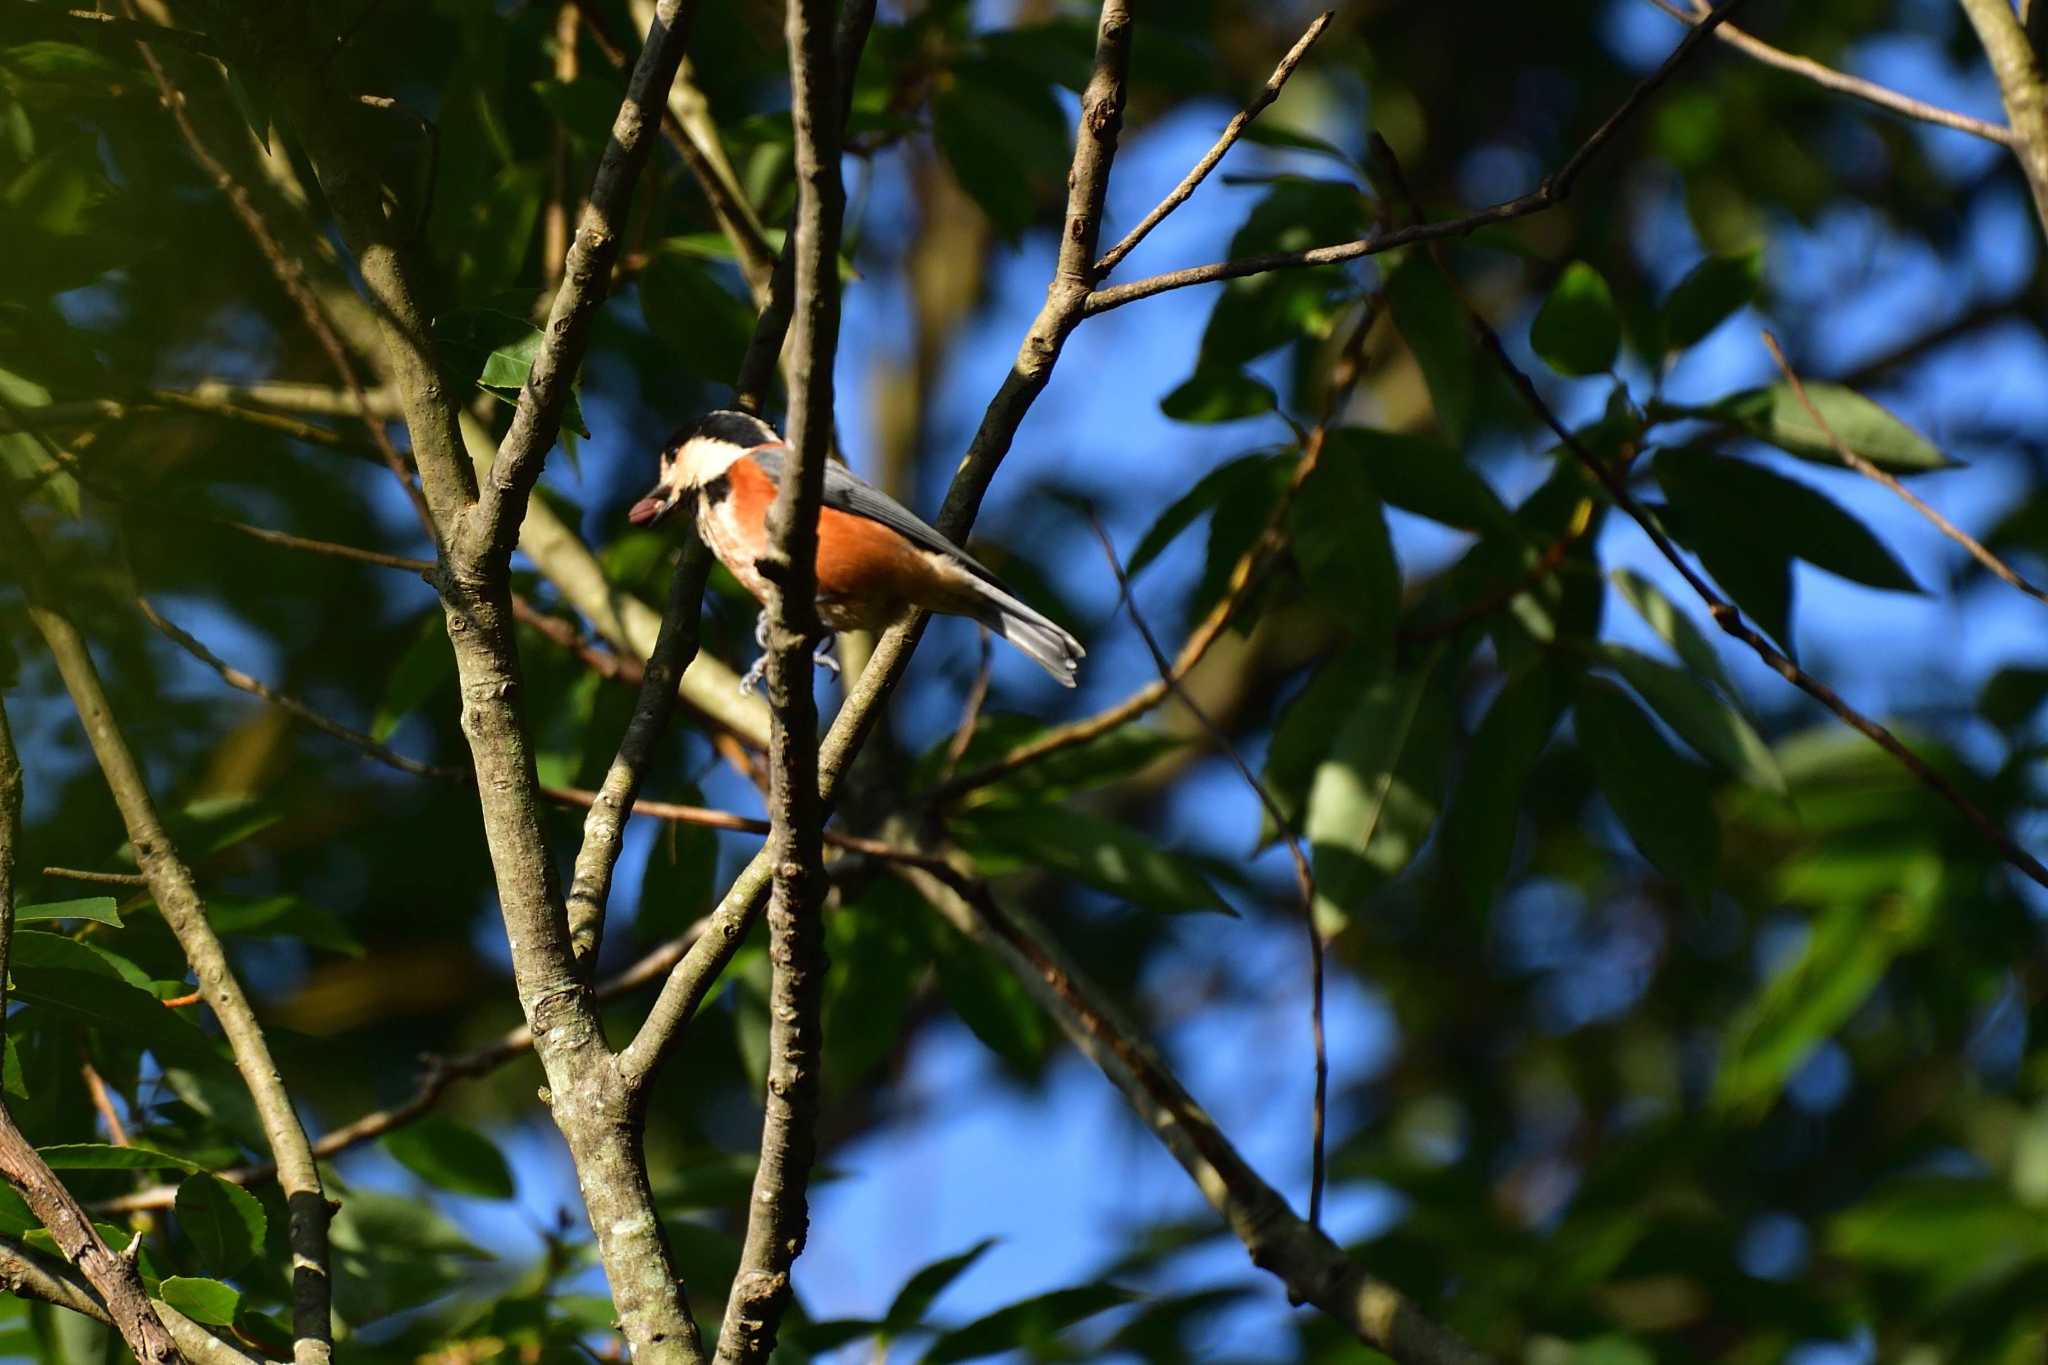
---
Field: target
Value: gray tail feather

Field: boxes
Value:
[967,580,1085,687]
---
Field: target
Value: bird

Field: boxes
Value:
[627,410,1084,692]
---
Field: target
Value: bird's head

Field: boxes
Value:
[627,409,781,527]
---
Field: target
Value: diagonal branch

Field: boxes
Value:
[0,1236,261,1365]
[566,537,713,971]
[0,703,184,1364]
[466,0,704,570]
[1644,0,2016,145]
[1762,332,2048,609]
[1082,0,1752,317]
[894,858,1490,1365]
[714,0,842,1357]
[1957,0,2048,238]
[0,505,335,1365]
[1093,9,1334,277]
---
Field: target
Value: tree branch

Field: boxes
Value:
[1763,331,2048,609]
[0,1235,263,1365]
[1644,0,2016,145]
[567,537,713,971]
[467,0,703,571]
[895,860,1490,1365]
[1957,0,2048,241]
[714,0,842,1356]
[1093,10,1334,277]
[1082,0,1751,318]
[0,506,335,1364]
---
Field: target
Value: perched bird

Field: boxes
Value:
[627,410,1084,690]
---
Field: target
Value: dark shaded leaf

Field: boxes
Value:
[1610,568,1739,702]
[1596,644,1785,794]
[933,61,1070,235]
[639,249,756,380]
[933,925,1047,1073]
[1324,427,1510,532]
[1442,662,1571,915]
[37,1144,200,1172]
[956,806,1230,914]
[1291,454,1397,651]
[1576,680,1718,897]
[884,1238,997,1333]
[373,612,456,743]
[923,1284,1138,1363]
[384,1117,516,1200]
[1660,249,1762,351]
[1656,447,1919,593]
[1386,259,1474,441]
[1159,368,1276,424]
[1531,261,1620,376]
[176,1174,266,1276]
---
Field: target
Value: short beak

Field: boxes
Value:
[627,482,681,527]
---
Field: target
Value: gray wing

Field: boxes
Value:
[748,445,1004,585]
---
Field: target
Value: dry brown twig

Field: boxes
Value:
[1645,0,2016,145]
[1761,332,2048,609]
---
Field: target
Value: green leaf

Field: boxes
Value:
[1650,492,1795,652]
[157,1277,242,1328]
[1323,428,1511,533]
[1830,1178,2048,1293]
[956,806,1230,915]
[824,888,923,1093]
[639,249,757,380]
[883,1238,996,1333]
[1980,666,2048,730]
[8,930,152,989]
[1385,259,1474,441]
[206,896,364,957]
[1441,662,1570,915]
[1714,383,1951,473]
[1655,448,1919,593]
[433,308,589,439]
[175,1175,266,1276]
[37,1144,201,1172]
[1290,455,1397,651]
[932,61,1070,235]
[939,715,1180,806]
[1305,647,1454,933]
[1716,855,1938,1113]
[923,1284,1138,1364]
[1531,261,1620,376]
[1576,680,1719,897]
[1159,368,1277,424]
[1610,569,1739,703]
[12,898,119,927]
[373,612,456,743]
[9,966,226,1074]
[932,925,1048,1073]
[1596,644,1786,795]
[383,1117,516,1200]
[1264,644,1382,835]
[1660,249,1762,351]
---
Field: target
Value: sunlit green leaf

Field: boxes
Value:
[1714,383,1951,473]
[1610,568,1739,702]
[957,806,1230,914]
[158,1277,242,1328]
[1159,367,1277,424]
[37,1143,202,1172]
[13,896,119,927]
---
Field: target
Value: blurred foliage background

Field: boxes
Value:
[3,0,2048,1360]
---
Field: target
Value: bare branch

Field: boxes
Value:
[0,506,335,1364]
[0,1,220,55]
[897,862,1490,1365]
[467,0,704,570]
[1763,332,2048,608]
[1083,0,1752,317]
[1094,10,1334,277]
[567,537,713,970]
[1644,0,2016,145]
[715,0,842,1354]
[0,1236,263,1365]
[1955,0,2048,247]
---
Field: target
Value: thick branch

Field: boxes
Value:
[467,0,702,569]
[715,0,842,1357]
[0,1236,261,1365]
[0,506,333,1364]
[1958,0,2048,239]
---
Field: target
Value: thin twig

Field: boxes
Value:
[43,866,150,888]
[566,538,713,970]
[1398,497,1599,646]
[0,1,219,55]
[1644,0,2015,145]
[895,859,1490,1365]
[1374,141,2048,892]
[1762,332,2048,608]
[1094,10,1334,277]
[467,0,704,569]
[0,518,333,1362]
[937,630,994,785]
[1086,515,1328,1230]
[1082,0,1754,316]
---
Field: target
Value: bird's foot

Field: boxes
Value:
[735,627,840,697]
[737,654,768,698]
[812,634,841,677]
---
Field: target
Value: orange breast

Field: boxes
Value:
[716,455,944,627]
